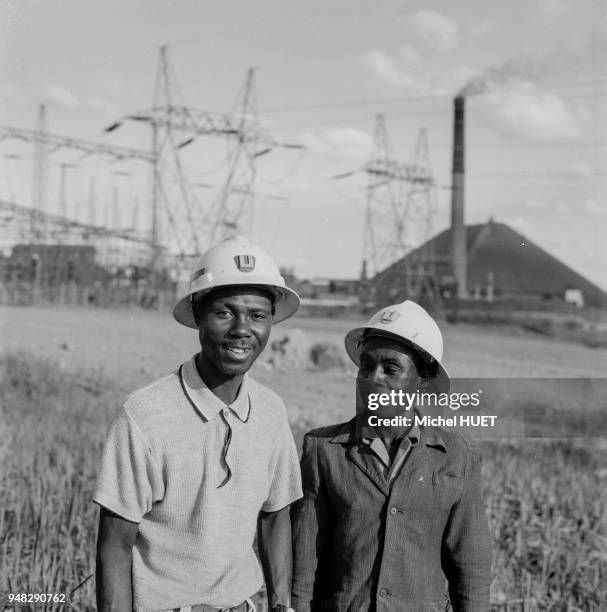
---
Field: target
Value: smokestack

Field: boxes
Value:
[451,95,467,299]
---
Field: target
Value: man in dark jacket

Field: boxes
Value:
[292,300,492,612]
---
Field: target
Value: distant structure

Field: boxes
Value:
[0,46,302,307]
[450,95,467,299]
[333,115,440,309]
[0,105,152,247]
[0,197,154,305]
[362,116,435,277]
[0,103,158,306]
[31,104,48,239]
[372,219,607,308]
[104,46,302,264]
[564,288,584,308]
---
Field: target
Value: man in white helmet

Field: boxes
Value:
[291,300,492,612]
[94,236,301,612]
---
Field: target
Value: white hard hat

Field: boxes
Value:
[344,300,450,393]
[173,235,300,328]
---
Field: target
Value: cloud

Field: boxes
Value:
[300,128,372,158]
[584,199,607,215]
[363,50,414,88]
[299,133,329,154]
[408,10,459,51]
[399,44,420,65]
[536,0,569,17]
[326,128,372,151]
[87,96,118,116]
[570,161,593,176]
[508,215,536,239]
[466,19,496,38]
[362,49,445,94]
[483,81,582,140]
[44,84,80,109]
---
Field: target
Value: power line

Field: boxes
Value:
[261,78,607,114]
[269,88,607,131]
[422,140,607,150]
[466,171,607,178]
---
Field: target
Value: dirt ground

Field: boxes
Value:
[1,304,606,427]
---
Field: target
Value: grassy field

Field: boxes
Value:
[1,305,607,610]
[0,353,113,611]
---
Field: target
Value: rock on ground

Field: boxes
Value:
[310,342,347,370]
[263,328,311,370]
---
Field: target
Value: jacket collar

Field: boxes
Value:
[329,416,446,452]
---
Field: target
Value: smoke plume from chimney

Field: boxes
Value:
[457,57,547,97]
[456,39,596,97]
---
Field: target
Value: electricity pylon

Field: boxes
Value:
[0,110,152,246]
[105,45,302,266]
[0,197,150,253]
[31,105,48,239]
[333,114,439,308]
[207,67,262,244]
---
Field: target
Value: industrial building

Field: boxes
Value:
[371,218,607,308]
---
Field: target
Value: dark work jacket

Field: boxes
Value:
[291,419,492,612]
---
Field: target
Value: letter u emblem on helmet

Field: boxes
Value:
[380,310,400,324]
[234,254,256,272]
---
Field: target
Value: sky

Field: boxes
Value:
[0,0,606,289]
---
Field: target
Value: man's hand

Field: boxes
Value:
[257,506,293,609]
[96,507,139,612]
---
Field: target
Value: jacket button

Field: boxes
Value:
[389,507,398,515]
[379,588,389,597]
[223,409,230,418]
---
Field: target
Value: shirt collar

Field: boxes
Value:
[180,355,251,422]
[361,423,421,468]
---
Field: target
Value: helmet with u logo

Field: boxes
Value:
[173,235,300,328]
[344,300,450,393]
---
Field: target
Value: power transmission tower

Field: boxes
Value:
[58,162,77,219]
[363,114,399,277]
[148,44,199,267]
[0,198,150,252]
[334,114,439,309]
[399,129,442,311]
[363,115,435,276]
[31,104,48,240]
[88,177,96,225]
[0,113,152,248]
[105,46,301,265]
[207,68,261,243]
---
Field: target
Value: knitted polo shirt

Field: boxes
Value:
[93,356,303,611]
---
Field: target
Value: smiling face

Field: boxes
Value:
[356,335,427,416]
[194,286,274,380]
